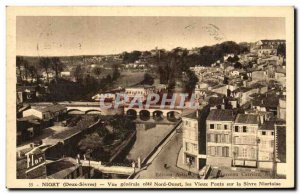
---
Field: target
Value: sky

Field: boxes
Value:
[16,16,285,56]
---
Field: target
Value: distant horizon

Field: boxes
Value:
[17,16,285,57]
[16,38,287,58]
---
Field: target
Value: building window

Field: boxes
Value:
[207,134,211,142]
[210,124,214,129]
[217,147,222,156]
[217,124,221,130]
[243,126,247,132]
[262,131,266,135]
[207,147,211,155]
[235,126,239,132]
[270,140,274,148]
[224,125,228,130]
[224,134,229,143]
[271,132,274,136]
[210,147,216,156]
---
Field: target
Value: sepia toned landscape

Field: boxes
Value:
[14,15,289,182]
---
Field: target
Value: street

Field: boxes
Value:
[136,132,197,179]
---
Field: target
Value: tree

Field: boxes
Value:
[16,57,24,81]
[123,50,142,63]
[234,62,243,69]
[277,44,286,57]
[28,65,38,83]
[184,70,199,92]
[74,65,84,82]
[227,55,239,63]
[51,57,64,80]
[78,133,104,159]
[112,65,120,81]
[39,57,51,83]
[142,73,154,85]
[92,67,102,79]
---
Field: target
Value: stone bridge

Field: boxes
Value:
[30,101,103,114]
[124,104,183,122]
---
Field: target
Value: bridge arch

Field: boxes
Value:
[153,110,163,121]
[85,109,101,114]
[67,109,85,115]
[139,110,150,121]
[126,109,137,120]
[166,111,181,122]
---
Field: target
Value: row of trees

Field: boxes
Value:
[16,56,65,84]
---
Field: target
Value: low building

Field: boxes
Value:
[16,86,38,103]
[232,114,260,167]
[17,115,43,145]
[125,85,155,102]
[232,87,259,105]
[251,70,268,82]
[23,104,67,122]
[206,109,236,167]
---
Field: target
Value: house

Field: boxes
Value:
[16,86,38,103]
[60,71,71,77]
[181,107,210,171]
[274,67,286,87]
[255,40,285,48]
[232,114,260,167]
[251,93,279,117]
[17,115,43,145]
[23,104,67,122]
[125,85,155,102]
[17,145,47,179]
[257,121,275,169]
[277,96,286,120]
[250,70,268,82]
[232,87,259,105]
[206,109,236,167]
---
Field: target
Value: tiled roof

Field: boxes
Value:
[260,121,275,131]
[35,104,66,113]
[207,109,235,121]
[235,114,259,124]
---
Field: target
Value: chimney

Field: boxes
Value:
[17,151,21,158]
[30,143,34,148]
[196,110,199,118]
[260,115,264,124]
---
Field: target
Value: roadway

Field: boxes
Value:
[136,132,198,179]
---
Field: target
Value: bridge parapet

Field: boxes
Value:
[81,160,135,175]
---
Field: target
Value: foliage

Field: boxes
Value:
[234,62,243,69]
[51,57,65,79]
[183,69,199,93]
[277,44,286,57]
[92,67,102,79]
[123,50,142,63]
[112,65,121,81]
[74,65,84,82]
[141,73,154,85]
